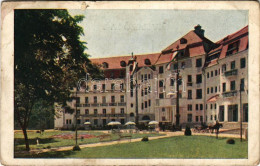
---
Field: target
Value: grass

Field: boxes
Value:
[14,130,163,151]
[15,135,248,158]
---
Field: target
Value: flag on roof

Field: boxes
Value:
[166,51,179,70]
[130,61,138,76]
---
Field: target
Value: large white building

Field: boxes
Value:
[54,25,248,129]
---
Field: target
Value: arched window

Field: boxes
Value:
[142,115,150,120]
[144,59,151,65]
[130,113,135,117]
[102,62,109,68]
[120,61,126,67]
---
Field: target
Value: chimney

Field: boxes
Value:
[194,24,205,37]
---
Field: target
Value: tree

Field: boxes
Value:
[14,9,100,151]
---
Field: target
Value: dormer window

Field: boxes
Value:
[120,61,126,67]
[102,62,109,68]
[180,38,187,44]
[226,41,240,56]
[144,59,151,65]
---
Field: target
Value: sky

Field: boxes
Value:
[69,10,248,58]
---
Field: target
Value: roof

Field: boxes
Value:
[204,25,248,67]
[90,53,160,70]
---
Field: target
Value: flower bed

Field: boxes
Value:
[51,133,96,139]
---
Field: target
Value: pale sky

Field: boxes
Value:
[69,10,248,58]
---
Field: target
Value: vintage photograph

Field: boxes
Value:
[1,1,259,165]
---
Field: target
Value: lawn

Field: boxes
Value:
[14,130,163,151]
[15,135,248,158]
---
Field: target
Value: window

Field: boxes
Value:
[102,62,109,68]
[188,104,192,111]
[200,104,203,110]
[207,72,209,78]
[206,104,208,110]
[211,87,213,93]
[181,62,185,68]
[102,96,106,103]
[120,61,126,67]
[196,58,202,67]
[159,66,164,74]
[231,61,236,70]
[215,86,217,93]
[240,79,245,91]
[188,90,192,99]
[162,108,165,112]
[231,81,236,91]
[145,101,148,108]
[207,88,209,94]
[222,64,226,73]
[159,80,164,87]
[215,104,217,109]
[196,116,199,122]
[196,104,199,111]
[215,70,218,76]
[77,119,81,124]
[120,108,124,114]
[103,119,107,126]
[144,59,151,65]
[210,104,213,109]
[196,74,202,84]
[75,97,80,104]
[211,71,213,77]
[120,83,124,90]
[111,108,115,114]
[85,97,89,103]
[141,103,144,109]
[187,114,192,122]
[200,116,203,122]
[243,103,248,122]
[120,119,125,125]
[102,84,106,91]
[222,83,226,92]
[145,88,148,95]
[188,75,192,82]
[103,109,106,114]
[159,93,164,99]
[111,96,115,103]
[174,63,178,70]
[148,74,151,79]
[162,116,166,121]
[94,109,98,115]
[111,83,115,90]
[120,95,124,102]
[94,96,97,103]
[214,115,217,120]
[94,119,98,125]
[170,78,174,86]
[210,115,213,120]
[240,58,246,68]
[131,103,134,108]
[149,100,151,107]
[141,75,143,82]
[85,109,89,115]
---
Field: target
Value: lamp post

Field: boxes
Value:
[75,89,78,145]
[175,46,180,129]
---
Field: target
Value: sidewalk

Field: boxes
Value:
[28,131,244,154]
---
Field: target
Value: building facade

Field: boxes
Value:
[54,25,248,129]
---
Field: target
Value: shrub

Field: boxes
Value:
[47,146,51,149]
[141,136,149,142]
[73,145,81,151]
[226,138,235,144]
[184,126,192,136]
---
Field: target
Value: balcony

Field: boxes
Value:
[156,98,176,107]
[100,103,108,106]
[109,103,117,106]
[83,114,126,117]
[91,103,100,107]
[118,102,126,106]
[224,69,237,77]
[187,82,193,86]
[84,104,90,107]
[222,90,237,98]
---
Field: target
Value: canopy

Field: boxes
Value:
[148,121,159,125]
[84,122,91,125]
[107,121,121,126]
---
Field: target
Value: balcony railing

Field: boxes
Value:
[187,82,193,86]
[100,103,108,106]
[83,113,126,117]
[109,103,117,106]
[222,90,237,98]
[224,69,237,77]
[91,103,100,107]
[118,102,126,106]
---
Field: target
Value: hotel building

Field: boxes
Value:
[54,25,248,129]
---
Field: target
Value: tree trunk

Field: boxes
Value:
[22,127,30,151]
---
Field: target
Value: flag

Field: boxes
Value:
[130,61,138,76]
[166,51,178,70]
